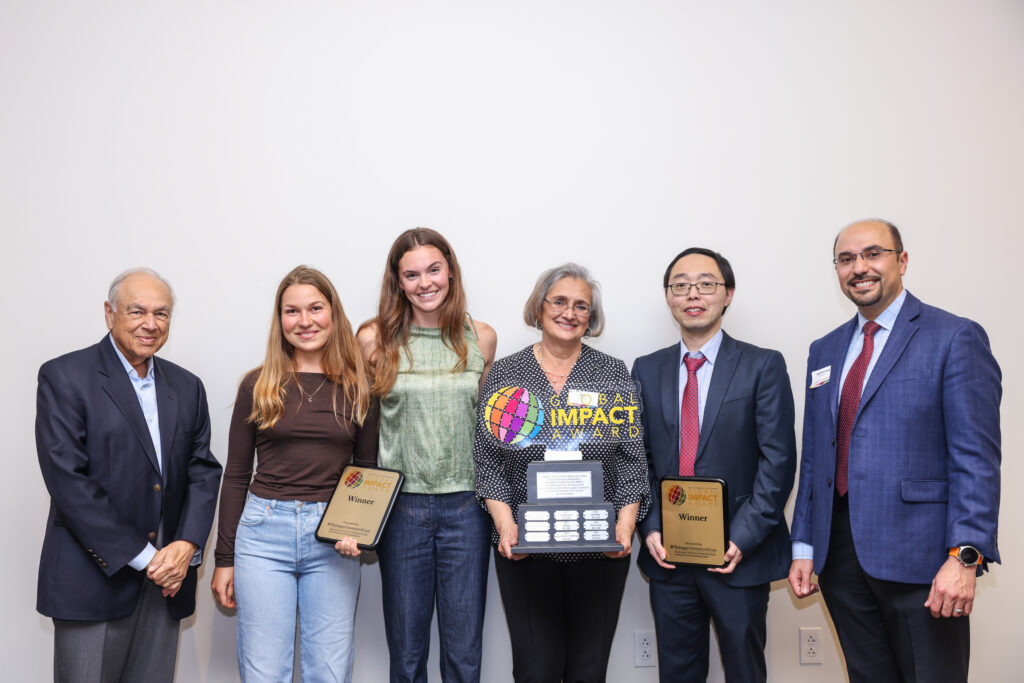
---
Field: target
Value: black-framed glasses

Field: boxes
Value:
[666,281,725,296]
[544,298,592,316]
[833,248,900,267]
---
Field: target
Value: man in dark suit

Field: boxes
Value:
[788,219,1001,683]
[36,268,222,683]
[631,247,796,683]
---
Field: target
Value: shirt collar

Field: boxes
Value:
[857,288,907,333]
[679,329,724,366]
[108,334,155,382]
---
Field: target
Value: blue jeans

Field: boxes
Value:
[377,491,490,683]
[234,493,360,683]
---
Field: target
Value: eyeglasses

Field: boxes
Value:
[833,248,900,268]
[544,298,592,316]
[666,281,725,296]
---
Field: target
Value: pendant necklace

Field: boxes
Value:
[297,376,328,403]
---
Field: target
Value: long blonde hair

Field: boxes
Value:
[366,228,469,396]
[249,266,371,428]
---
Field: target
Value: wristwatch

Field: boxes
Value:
[949,545,983,567]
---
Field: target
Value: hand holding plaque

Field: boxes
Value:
[511,458,623,554]
[659,476,729,567]
[316,465,404,550]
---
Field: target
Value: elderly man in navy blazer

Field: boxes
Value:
[789,220,1001,683]
[36,268,222,683]
[631,247,796,682]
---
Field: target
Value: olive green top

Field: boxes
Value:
[379,323,485,494]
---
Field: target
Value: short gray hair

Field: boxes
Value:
[523,263,605,337]
[107,267,175,310]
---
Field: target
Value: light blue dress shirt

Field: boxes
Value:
[108,335,161,571]
[792,290,908,561]
[677,329,724,429]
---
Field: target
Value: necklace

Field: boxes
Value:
[296,375,328,403]
[535,343,580,379]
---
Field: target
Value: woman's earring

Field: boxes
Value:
[584,327,593,339]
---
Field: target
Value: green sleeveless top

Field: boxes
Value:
[379,323,485,494]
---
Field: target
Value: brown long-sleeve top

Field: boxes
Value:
[214,371,379,567]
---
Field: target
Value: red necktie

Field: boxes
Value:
[679,355,707,476]
[835,321,881,496]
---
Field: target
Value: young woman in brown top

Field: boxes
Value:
[210,265,377,682]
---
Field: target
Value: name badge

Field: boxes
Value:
[567,389,600,407]
[810,366,831,388]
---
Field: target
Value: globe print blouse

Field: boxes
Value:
[474,344,651,561]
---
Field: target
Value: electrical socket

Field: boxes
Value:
[634,630,656,667]
[799,627,823,665]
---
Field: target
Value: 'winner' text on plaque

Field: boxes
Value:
[660,477,729,567]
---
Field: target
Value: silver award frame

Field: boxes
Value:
[512,460,623,554]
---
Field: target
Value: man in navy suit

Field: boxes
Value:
[789,220,1001,683]
[631,247,796,682]
[36,268,222,683]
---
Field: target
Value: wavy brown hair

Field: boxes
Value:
[248,265,371,428]
[366,228,469,396]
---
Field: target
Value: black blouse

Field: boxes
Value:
[474,344,650,562]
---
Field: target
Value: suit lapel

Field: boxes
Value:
[858,293,920,414]
[828,316,860,430]
[154,358,178,482]
[651,342,684,481]
[658,343,681,444]
[696,333,738,464]
[98,339,162,475]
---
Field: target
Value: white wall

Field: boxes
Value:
[2,1,1022,680]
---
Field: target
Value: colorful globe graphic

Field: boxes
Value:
[484,386,545,445]
[666,485,686,506]
[344,470,364,488]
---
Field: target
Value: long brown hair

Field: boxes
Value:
[367,228,469,396]
[249,265,371,428]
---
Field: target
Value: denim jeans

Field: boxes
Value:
[377,491,490,683]
[234,493,360,683]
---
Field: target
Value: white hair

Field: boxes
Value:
[107,267,175,310]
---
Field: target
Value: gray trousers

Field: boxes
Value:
[53,579,180,683]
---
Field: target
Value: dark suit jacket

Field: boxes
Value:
[36,337,222,620]
[632,332,796,587]
[791,292,1001,584]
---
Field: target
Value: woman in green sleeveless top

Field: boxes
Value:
[358,228,497,683]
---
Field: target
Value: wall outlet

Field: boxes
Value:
[799,627,823,665]
[634,630,656,667]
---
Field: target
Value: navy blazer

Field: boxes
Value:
[791,292,1001,584]
[36,338,222,620]
[631,332,796,587]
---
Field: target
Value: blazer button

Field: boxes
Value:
[100,561,108,568]
[831,439,836,446]
[826,478,833,487]
[153,483,162,492]
[148,532,158,540]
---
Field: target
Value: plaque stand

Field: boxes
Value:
[512,459,623,554]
